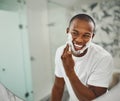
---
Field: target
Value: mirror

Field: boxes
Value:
[0,0,120,101]
[47,0,120,100]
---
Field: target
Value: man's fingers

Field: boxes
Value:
[65,44,69,53]
[66,44,72,55]
[63,44,69,55]
[61,44,69,59]
[61,44,72,60]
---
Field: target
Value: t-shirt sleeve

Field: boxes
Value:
[54,47,64,78]
[88,55,114,88]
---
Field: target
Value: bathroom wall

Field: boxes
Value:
[26,0,53,100]
[47,2,72,78]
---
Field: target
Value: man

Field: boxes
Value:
[50,14,113,101]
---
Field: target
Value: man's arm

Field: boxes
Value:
[50,76,65,101]
[67,71,107,101]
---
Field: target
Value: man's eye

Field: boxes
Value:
[71,32,78,36]
[83,35,91,38]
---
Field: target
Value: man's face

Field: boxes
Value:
[67,19,94,51]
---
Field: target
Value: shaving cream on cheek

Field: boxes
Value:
[67,33,92,55]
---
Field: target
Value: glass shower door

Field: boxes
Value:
[0,0,33,100]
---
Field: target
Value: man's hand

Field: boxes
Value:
[61,44,75,76]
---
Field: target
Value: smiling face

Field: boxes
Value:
[67,18,95,52]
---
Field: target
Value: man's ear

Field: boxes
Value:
[66,27,69,34]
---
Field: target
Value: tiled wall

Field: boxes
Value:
[73,0,120,69]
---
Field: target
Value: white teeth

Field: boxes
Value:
[74,44,83,48]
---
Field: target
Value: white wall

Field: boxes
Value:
[47,2,74,77]
[26,0,53,100]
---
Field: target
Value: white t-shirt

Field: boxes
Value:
[55,43,114,101]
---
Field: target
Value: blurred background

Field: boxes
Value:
[0,0,120,101]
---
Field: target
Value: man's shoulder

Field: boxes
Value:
[90,43,112,58]
[55,44,66,56]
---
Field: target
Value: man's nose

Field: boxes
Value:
[75,36,83,43]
